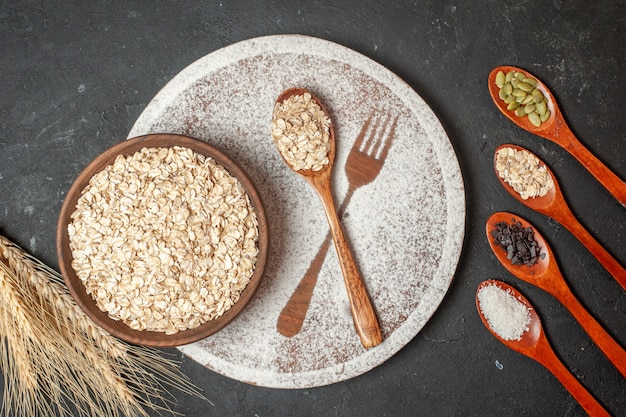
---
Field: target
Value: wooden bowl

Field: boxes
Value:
[56,133,268,347]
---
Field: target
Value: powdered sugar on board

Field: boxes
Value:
[128,35,465,388]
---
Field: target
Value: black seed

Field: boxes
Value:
[491,218,542,266]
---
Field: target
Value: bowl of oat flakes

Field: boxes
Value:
[57,133,268,347]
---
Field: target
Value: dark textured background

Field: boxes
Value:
[1,1,625,416]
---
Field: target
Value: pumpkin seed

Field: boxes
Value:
[507,101,520,111]
[493,68,549,128]
[504,95,516,104]
[528,112,541,127]
[521,95,534,105]
[523,77,538,87]
[496,71,506,88]
[535,100,547,115]
[532,89,544,103]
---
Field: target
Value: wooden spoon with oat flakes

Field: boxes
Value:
[271,87,382,348]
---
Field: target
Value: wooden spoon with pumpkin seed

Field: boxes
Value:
[488,65,626,209]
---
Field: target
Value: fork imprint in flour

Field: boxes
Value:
[277,112,398,338]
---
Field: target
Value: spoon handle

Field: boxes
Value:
[277,186,357,337]
[554,208,626,292]
[310,175,383,348]
[535,338,611,417]
[559,126,626,208]
[554,285,626,377]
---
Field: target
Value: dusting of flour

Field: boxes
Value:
[128,35,465,389]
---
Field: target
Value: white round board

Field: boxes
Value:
[129,34,465,388]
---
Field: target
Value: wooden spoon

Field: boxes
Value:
[272,87,382,348]
[494,144,626,291]
[488,66,626,208]
[486,212,626,377]
[476,280,610,417]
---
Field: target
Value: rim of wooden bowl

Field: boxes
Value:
[56,133,268,347]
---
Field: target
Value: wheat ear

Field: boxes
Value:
[0,235,209,417]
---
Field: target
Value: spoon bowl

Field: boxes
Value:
[476,280,542,350]
[493,144,560,213]
[494,144,626,290]
[488,65,626,207]
[476,280,610,417]
[274,87,337,178]
[488,66,558,137]
[273,87,382,348]
[486,212,626,377]
[486,212,552,280]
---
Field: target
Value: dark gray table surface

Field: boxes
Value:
[1,1,625,416]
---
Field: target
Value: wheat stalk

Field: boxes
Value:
[0,235,208,417]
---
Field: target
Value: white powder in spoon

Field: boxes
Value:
[478,283,531,341]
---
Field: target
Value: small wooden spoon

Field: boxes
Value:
[273,87,382,348]
[486,212,626,377]
[494,144,626,291]
[488,66,626,208]
[476,280,610,417]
